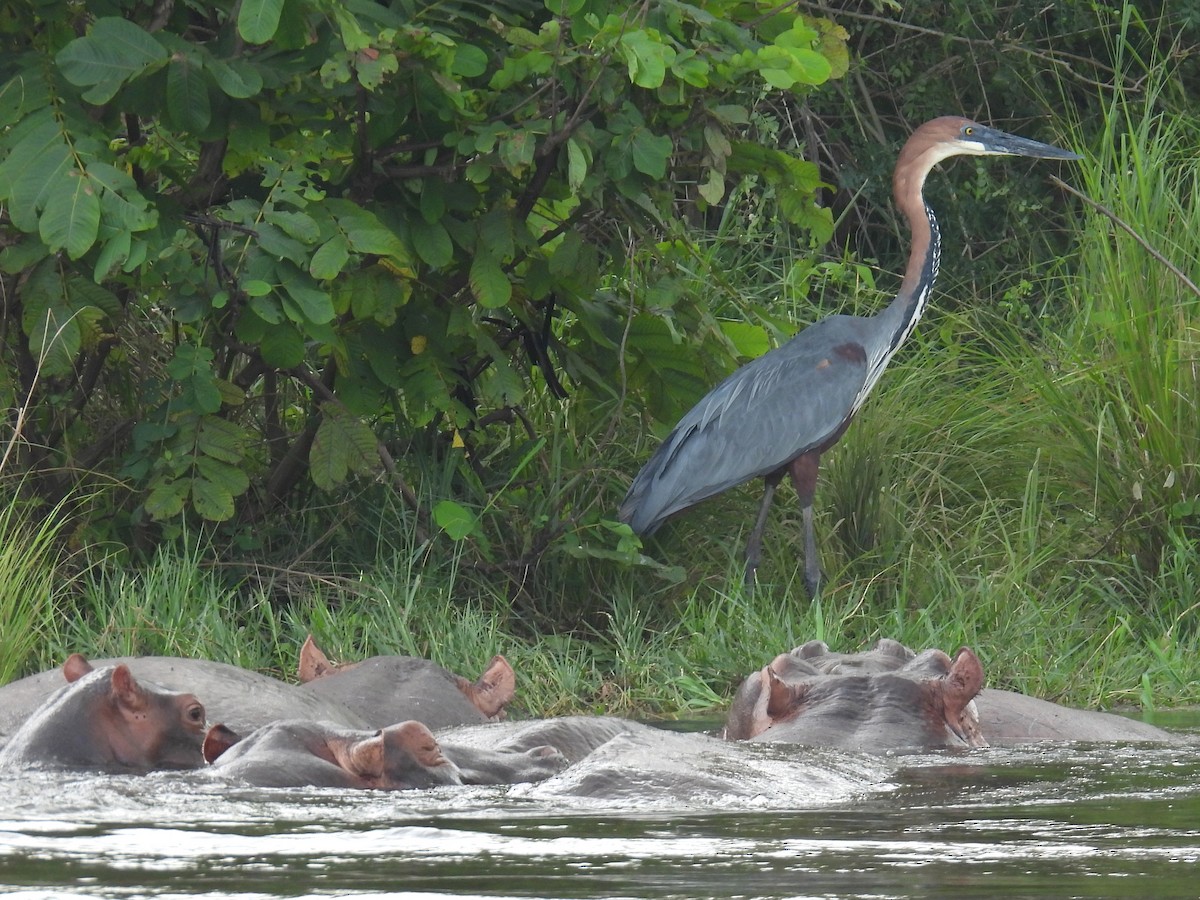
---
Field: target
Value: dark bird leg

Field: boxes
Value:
[743,470,785,585]
[788,453,822,598]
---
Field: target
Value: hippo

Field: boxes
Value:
[725,639,986,752]
[0,655,206,772]
[727,639,1178,750]
[202,718,567,790]
[0,642,519,744]
[296,636,516,730]
[0,654,365,746]
[201,719,463,790]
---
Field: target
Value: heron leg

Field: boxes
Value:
[744,471,784,585]
[788,453,822,598]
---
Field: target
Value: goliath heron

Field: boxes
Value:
[619,116,1080,596]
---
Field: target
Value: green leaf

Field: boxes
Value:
[499,131,534,174]
[281,273,335,325]
[451,44,488,77]
[144,478,189,520]
[55,18,168,104]
[89,162,156,231]
[310,234,350,280]
[619,30,675,89]
[195,416,245,464]
[0,112,72,232]
[39,169,100,259]
[309,404,378,490]
[469,252,511,309]
[411,221,454,267]
[433,499,478,540]
[698,168,725,204]
[166,56,211,133]
[194,455,250,497]
[631,129,673,179]
[191,476,235,521]
[567,137,590,192]
[206,58,263,98]
[719,320,771,359]
[94,230,131,282]
[260,323,306,368]
[267,209,320,243]
[238,0,285,45]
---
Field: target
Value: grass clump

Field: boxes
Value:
[0,491,71,684]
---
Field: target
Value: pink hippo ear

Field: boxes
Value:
[109,664,149,713]
[942,647,987,748]
[337,731,388,782]
[63,653,94,683]
[457,655,515,719]
[946,647,984,705]
[723,666,775,740]
[765,666,809,724]
[203,723,242,763]
[297,634,339,682]
[386,721,448,769]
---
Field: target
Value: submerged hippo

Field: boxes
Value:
[296,635,516,730]
[435,716,894,804]
[725,639,985,752]
[0,656,206,772]
[203,718,566,790]
[727,639,1177,750]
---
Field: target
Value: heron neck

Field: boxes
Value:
[877,199,940,359]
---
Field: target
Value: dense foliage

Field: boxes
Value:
[0,0,843,565]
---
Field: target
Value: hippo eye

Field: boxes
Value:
[187,704,205,724]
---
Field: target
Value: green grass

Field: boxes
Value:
[0,490,71,684]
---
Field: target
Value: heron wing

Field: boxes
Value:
[620,316,872,533]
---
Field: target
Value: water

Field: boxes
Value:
[1,716,1198,900]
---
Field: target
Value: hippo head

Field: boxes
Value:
[725,641,986,753]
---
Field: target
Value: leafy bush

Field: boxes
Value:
[0,0,845,575]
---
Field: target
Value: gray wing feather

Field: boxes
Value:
[620,315,872,533]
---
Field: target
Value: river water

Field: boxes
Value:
[1,714,1197,900]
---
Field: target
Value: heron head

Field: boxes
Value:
[905,116,1081,168]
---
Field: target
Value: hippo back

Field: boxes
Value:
[296,657,492,731]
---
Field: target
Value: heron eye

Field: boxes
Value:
[964,126,974,136]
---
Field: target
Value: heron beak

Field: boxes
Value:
[975,125,1082,160]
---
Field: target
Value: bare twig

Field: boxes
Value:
[1051,175,1200,302]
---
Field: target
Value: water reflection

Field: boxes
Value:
[0,718,1198,900]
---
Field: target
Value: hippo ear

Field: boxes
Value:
[203,723,242,763]
[459,655,515,719]
[943,648,985,717]
[795,640,830,659]
[939,648,987,748]
[341,733,386,780]
[387,721,448,769]
[298,634,338,682]
[874,638,915,662]
[724,667,774,740]
[63,653,94,683]
[765,666,809,722]
[110,664,148,712]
